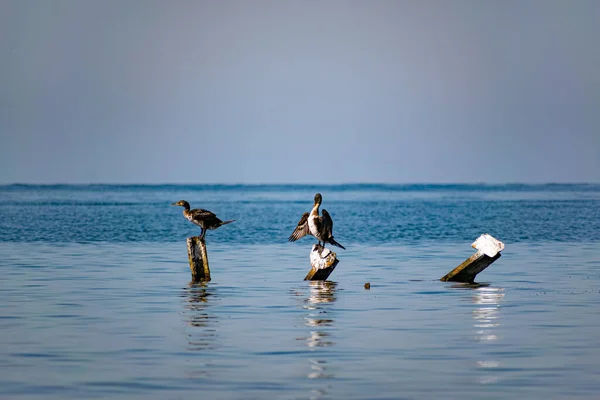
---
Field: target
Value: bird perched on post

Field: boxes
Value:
[171,200,235,240]
[288,193,345,249]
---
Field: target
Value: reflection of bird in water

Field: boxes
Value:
[185,284,213,327]
[186,283,212,305]
[304,281,337,344]
[302,281,337,386]
[183,283,218,351]
[308,359,333,379]
[288,193,345,249]
[307,281,337,306]
[306,331,334,348]
[171,200,235,240]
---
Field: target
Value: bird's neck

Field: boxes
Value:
[311,202,320,215]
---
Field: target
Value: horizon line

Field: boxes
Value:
[1,181,599,187]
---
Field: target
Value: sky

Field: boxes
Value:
[1,0,599,184]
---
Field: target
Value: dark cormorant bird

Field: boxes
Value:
[171,200,234,240]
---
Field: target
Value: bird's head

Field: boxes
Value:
[314,193,322,205]
[171,200,190,210]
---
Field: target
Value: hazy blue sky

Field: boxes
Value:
[1,0,599,184]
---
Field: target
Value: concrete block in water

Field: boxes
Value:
[441,234,505,283]
[304,244,339,281]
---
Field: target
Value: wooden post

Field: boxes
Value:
[441,234,505,283]
[304,244,339,281]
[187,236,211,283]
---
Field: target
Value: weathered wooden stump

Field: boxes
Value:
[441,234,505,283]
[187,236,211,283]
[304,244,339,281]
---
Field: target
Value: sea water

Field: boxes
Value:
[0,184,599,399]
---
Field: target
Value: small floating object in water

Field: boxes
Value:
[364,282,371,290]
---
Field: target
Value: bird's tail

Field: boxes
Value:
[328,237,346,250]
[220,220,235,226]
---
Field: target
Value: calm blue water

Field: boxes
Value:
[1,184,599,399]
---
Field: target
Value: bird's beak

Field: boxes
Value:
[170,202,178,206]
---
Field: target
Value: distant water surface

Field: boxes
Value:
[0,184,599,399]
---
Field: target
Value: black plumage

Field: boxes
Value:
[171,200,234,240]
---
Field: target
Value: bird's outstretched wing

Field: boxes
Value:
[288,212,310,242]
[321,209,333,233]
[189,208,217,221]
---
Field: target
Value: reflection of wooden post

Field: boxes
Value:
[304,244,339,281]
[441,234,505,283]
[187,236,211,283]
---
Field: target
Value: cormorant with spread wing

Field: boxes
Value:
[288,193,345,249]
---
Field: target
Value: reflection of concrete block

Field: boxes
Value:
[441,234,505,283]
[304,244,339,281]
